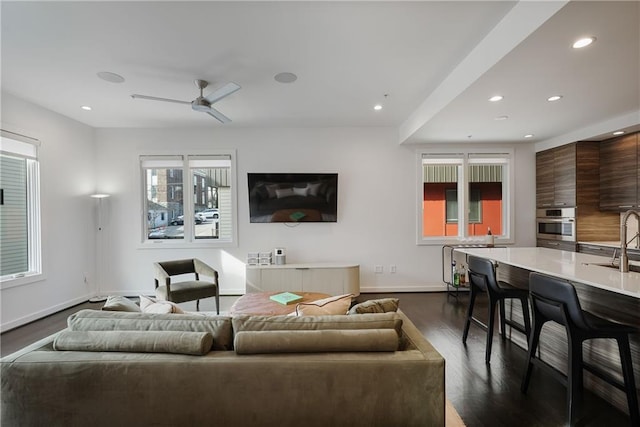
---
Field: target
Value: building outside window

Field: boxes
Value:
[418,150,512,244]
[0,131,42,285]
[141,153,236,245]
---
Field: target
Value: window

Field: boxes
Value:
[0,131,42,284]
[418,149,513,244]
[446,188,481,223]
[141,152,236,245]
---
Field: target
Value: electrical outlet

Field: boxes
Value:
[374,265,383,274]
[390,265,397,274]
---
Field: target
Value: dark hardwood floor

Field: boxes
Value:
[1,292,633,426]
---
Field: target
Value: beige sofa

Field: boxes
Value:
[1,309,445,427]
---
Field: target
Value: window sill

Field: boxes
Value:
[0,272,46,290]
[138,240,237,250]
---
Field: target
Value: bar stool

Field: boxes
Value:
[462,255,531,364]
[521,272,639,426]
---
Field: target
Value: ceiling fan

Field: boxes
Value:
[131,79,241,123]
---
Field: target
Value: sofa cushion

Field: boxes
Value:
[232,312,403,336]
[53,330,213,356]
[348,298,399,315]
[139,295,185,314]
[67,309,233,350]
[293,293,353,316]
[234,329,399,354]
[101,296,141,312]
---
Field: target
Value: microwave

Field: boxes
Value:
[536,208,576,241]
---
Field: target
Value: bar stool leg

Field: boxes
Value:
[618,336,640,426]
[499,299,507,340]
[486,298,498,364]
[567,335,584,426]
[521,297,531,339]
[521,320,544,393]
[462,285,477,344]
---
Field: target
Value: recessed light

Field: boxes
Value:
[274,72,297,84]
[547,95,563,102]
[494,115,509,121]
[97,71,125,83]
[573,37,596,49]
[524,134,534,138]
[613,131,625,136]
[489,95,503,102]
[81,105,92,111]
[373,104,383,111]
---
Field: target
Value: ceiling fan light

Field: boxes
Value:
[191,99,211,112]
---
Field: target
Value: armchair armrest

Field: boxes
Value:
[194,259,219,283]
[153,262,171,289]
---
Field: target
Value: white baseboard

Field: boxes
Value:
[1,294,91,332]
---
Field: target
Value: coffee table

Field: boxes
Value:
[229,291,330,316]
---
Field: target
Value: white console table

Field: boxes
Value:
[246,263,360,296]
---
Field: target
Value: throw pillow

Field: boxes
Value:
[275,187,294,199]
[139,295,185,314]
[348,298,399,315]
[101,295,141,312]
[292,186,309,197]
[294,293,353,316]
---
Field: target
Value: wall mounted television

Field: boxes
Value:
[247,173,338,223]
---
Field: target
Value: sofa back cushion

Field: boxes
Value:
[67,309,232,350]
[232,312,403,336]
[234,329,399,354]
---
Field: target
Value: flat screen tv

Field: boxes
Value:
[248,173,338,223]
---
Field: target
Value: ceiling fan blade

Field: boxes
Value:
[130,94,191,105]
[204,82,241,104]
[206,107,232,124]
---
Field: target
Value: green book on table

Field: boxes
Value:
[270,292,303,305]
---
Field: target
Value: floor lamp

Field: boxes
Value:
[89,193,110,303]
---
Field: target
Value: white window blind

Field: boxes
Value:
[0,131,42,282]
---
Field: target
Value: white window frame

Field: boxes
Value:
[416,147,514,246]
[139,150,237,249]
[0,130,43,288]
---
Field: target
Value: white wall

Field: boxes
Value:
[0,94,537,329]
[1,92,96,331]
[94,127,538,296]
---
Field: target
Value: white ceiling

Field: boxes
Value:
[1,1,638,145]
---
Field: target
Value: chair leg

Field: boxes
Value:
[462,285,477,344]
[521,297,531,341]
[567,335,583,426]
[617,336,640,426]
[486,298,497,364]
[521,320,544,393]
[215,292,220,315]
[196,299,200,311]
[499,299,507,340]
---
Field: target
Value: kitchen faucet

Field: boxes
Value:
[619,209,640,272]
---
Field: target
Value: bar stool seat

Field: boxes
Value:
[521,272,639,426]
[462,255,531,364]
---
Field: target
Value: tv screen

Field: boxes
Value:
[248,173,338,223]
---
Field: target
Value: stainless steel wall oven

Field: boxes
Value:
[536,208,576,241]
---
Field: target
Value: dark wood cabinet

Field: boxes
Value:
[536,143,576,207]
[536,142,620,249]
[537,239,576,252]
[536,149,554,207]
[599,133,639,211]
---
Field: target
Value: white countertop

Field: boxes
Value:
[454,247,640,299]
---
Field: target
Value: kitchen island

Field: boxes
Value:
[454,247,640,416]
